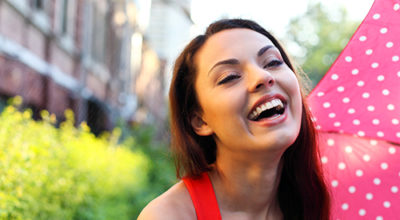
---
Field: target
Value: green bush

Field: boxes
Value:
[121,125,176,212]
[0,97,174,219]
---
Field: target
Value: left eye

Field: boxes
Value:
[264,60,283,68]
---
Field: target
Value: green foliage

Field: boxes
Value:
[0,97,175,219]
[119,123,176,215]
[286,3,359,87]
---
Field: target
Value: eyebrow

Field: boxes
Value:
[257,45,274,57]
[208,45,275,75]
[208,58,240,75]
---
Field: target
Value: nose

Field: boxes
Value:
[248,65,275,92]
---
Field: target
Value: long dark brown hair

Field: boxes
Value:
[169,18,330,220]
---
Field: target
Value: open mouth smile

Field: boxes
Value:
[248,96,286,122]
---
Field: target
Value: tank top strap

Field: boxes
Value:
[182,172,222,220]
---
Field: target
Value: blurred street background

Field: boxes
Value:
[0,0,373,219]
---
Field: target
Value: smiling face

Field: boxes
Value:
[191,28,303,154]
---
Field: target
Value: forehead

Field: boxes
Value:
[195,28,275,72]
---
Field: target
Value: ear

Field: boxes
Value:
[191,113,213,136]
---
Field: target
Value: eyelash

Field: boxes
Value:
[217,60,283,85]
[217,74,240,85]
[264,59,283,69]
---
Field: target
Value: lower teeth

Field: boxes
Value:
[266,114,281,120]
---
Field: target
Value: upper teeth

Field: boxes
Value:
[249,99,284,120]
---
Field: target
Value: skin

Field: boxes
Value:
[138,28,302,220]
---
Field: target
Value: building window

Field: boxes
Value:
[53,0,77,53]
[90,3,107,64]
[61,0,69,35]
[29,0,51,34]
[87,100,108,136]
[33,0,44,10]
[56,0,76,37]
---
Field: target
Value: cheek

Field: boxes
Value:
[289,78,303,127]
[277,71,301,95]
[292,81,302,109]
[278,72,303,115]
[291,84,303,120]
[198,89,247,133]
[285,73,301,99]
[202,90,244,121]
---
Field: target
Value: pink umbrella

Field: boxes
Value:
[307,0,400,219]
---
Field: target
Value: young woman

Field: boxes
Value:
[138,19,330,220]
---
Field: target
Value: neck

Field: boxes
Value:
[209,147,285,220]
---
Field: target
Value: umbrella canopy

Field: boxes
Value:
[307,0,400,219]
[317,132,399,219]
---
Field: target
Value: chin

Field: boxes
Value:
[268,130,300,151]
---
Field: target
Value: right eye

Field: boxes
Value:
[217,74,241,85]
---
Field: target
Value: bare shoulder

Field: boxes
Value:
[137,181,196,220]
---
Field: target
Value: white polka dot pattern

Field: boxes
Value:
[307,0,400,219]
[308,0,400,144]
[395,3,400,11]
[319,133,400,220]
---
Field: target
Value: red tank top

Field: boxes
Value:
[182,172,222,220]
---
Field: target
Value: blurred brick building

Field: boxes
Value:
[0,0,193,135]
[136,0,192,127]
[0,0,151,134]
